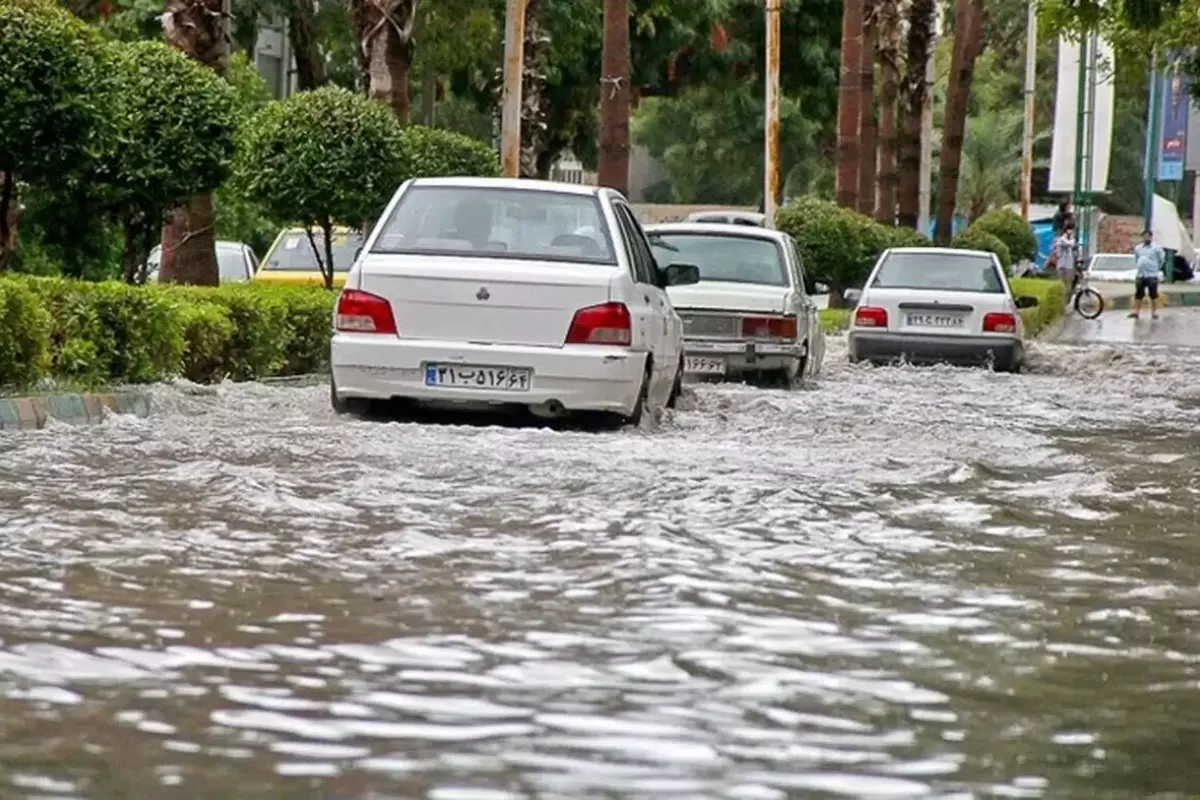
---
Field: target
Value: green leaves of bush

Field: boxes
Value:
[0,277,336,390]
[968,208,1038,263]
[951,228,1013,269]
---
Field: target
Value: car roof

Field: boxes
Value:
[686,209,765,220]
[277,226,360,236]
[408,176,602,197]
[886,246,995,258]
[643,222,788,243]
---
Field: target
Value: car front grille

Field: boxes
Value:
[680,313,741,337]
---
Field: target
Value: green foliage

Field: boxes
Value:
[234,87,408,252]
[881,225,932,249]
[818,308,852,333]
[0,0,105,181]
[1010,276,1066,335]
[0,279,52,388]
[775,196,896,295]
[402,125,501,180]
[969,208,1038,262]
[951,228,1013,269]
[0,276,336,389]
[226,50,275,121]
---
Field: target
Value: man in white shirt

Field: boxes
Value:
[1130,228,1165,320]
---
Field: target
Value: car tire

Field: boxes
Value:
[666,356,684,409]
[330,379,370,416]
[992,349,1022,374]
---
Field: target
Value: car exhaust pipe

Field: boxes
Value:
[530,399,566,419]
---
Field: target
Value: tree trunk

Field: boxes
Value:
[896,0,934,229]
[519,0,548,179]
[933,0,984,245]
[421,71,437,125]
[0,172,17,271]
[834,0,864,209]
[857,0,878,217]
[874,0,900,224]
[598,0,631,195]
[159,0,227,286]
[288,0,326,91]
[352,0,416,124]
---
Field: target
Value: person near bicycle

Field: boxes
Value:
[1049,223,1078,286]
[1130,228,1166,320]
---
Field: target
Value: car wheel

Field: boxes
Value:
[992,349,1021,374]
[330,379,370,416]
[666,356,684,409]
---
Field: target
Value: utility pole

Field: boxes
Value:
[916,12,936,236]
[763,0,782,228]
[1019,0,1037,220]
[500,0,526,178]
[1142,57,1162,232]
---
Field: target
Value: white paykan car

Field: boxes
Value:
[329,177,700,427]
[846,246,1040,373]
[643,222,825,388]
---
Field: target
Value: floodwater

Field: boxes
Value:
[1,336,1199,799]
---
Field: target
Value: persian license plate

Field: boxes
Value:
[423,364,532,391]
[684,356,726,375]
[905,313,965,329]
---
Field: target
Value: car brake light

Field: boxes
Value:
[742,315,798,339]
[335,289,397,334]
[854,306,888,327]
[565,302,632,345]
[983,312,1017,333]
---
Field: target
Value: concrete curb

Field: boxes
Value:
[1104,291,1200,311]
[0,391,152,431]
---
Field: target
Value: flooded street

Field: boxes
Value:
[2,334,1200,799]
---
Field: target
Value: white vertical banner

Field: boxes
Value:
[1048,36,1116,194]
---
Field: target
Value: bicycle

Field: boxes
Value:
[1067,259,1104,319]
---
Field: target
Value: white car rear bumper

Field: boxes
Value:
[331,334,646,414]
[683,337,805,373]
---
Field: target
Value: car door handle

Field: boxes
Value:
[644,294,651,303]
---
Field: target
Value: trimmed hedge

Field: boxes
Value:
[952,228,1012,269]
[1010,276,1065,336]
[0,276,336,390]
[969,209,1038,263]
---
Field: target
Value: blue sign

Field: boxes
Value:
[1157,59,1190,181]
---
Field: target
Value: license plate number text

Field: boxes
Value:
[684,356,726,375]
[424,364,532,391]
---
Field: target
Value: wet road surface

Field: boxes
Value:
[1053,305,1200,350]
[2,336,1200,798]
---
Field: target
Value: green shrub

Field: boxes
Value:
[776,197,878,301]
[0,279,52,388]
[0,277,336,390]
[882,225,931,249]
[952,228,1012,269]
[401,125,501,180]
[1011,276,1065,336]
[970,208,1037,263]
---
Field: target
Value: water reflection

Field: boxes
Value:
[0,340,1199,797]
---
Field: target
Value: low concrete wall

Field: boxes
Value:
[1090,281,1200,311]
[0,391,152,431]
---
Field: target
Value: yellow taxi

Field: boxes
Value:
[252,226,365,288]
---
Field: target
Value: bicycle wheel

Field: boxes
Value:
[1074,287,1104,319]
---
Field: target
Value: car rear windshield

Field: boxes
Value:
[261,231,362,273]
[648,233,788,286]
[215,245,250,280]
[1090,254,1136,272]
[371,185,617,265]
[872,251,1005,293]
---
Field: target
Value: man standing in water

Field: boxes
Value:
[1130,228,1166,320]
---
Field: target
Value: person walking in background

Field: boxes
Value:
[1052,198,1075,235]
[1130,228,1166,320]
[1049,223,1078,285]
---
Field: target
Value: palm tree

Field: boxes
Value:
[895,0,934,229]
[351,0,416,122]
[857,0,878,216]
[834,0,864,208]
[957,108,1040,221]
[598,0,631,194]
[874,0,900,223]
[933,0,984,244]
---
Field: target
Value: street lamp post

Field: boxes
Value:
[1019,0,1036,220]
[764,0,781,228]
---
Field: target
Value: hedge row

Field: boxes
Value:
[0,277,335,390]
[1010,276,1066,336]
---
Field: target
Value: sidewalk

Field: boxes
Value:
[1049,304,1200,349]
[1091,280,1200,311]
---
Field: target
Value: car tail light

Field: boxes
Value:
[854,306,888,328]
[565,302,632,345]
[742,315,798,339]
[335,289,397,334]
[983,312,1017,333]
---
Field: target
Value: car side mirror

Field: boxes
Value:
[814,282,830,294]
[1015,295,1039,309]
[843,288,863,306]
[659,263,701,287]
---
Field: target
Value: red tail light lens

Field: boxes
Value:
[742,315,798,339]
[335,289,397,334]
[983,312,1017,333]
[565,302,632,345]
[854,306,888,327]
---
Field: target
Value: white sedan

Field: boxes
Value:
[644,222,825,388]
[330,177,700,427]
[846,246,1040,373]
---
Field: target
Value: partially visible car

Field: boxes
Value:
[846,247,1039,373]
[645,222,825,387]
[145,240,258,283]
[329,177,700,427]
[683,209,766,227]
[1084,252,1150,283]
[253,227,363,288]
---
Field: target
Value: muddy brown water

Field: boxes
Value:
[1,338,1199,799]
